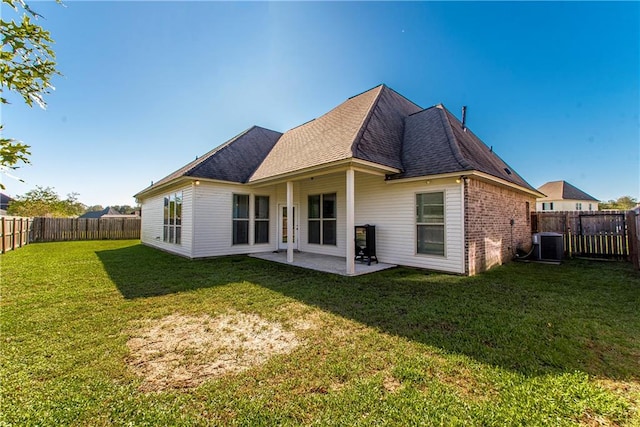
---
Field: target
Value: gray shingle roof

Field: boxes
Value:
[249,85,422,181]
[137,85,538,197]
[136,126,282,195]
[351,85,423,169]
[537,180,598,201]
[390,105,537,192]
[0,193,13,210]
[80,207,124,218]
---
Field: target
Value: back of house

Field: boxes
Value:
[135,85,542,275]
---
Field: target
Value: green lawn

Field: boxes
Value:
[1,240,639,426]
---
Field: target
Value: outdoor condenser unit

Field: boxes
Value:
[532,232,564,261]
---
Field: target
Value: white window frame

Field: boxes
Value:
[232,193,250,245]
[308,193,337,246]
[163,191,182,245]
[416,191,446,257]
[254,195,270,244]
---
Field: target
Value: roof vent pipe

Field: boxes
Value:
[461,106,467,132]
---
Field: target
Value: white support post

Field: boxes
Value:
[287,181,294,263]
[346,168,355,275]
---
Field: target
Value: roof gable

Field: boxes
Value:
[391,104,537,192]
[249,85,384,182]
[351,86,423,169]
[136,126,281,196]
[537,180,598,201]
[395,106,469,178]
[443,107,535,191]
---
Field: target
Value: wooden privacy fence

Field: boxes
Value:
[1,216,32,254]
[30,217,141,242]
[531,210,632,260]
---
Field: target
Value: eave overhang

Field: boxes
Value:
[386,170,545,198]
[248,158,400,187]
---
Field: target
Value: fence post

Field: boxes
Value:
[1,217,5,254]
[18,218,22,248]
[627,211,639,270]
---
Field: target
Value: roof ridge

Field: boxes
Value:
[350,85,386,158]
[348,83,385,100]
[408,104,442,117]
[436,105,472,170]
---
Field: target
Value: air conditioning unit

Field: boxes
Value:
[532,232,564,261]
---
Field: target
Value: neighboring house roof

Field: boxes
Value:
[537,181,598,201]
[80,207,126,218]
[136,84,539,198]
[0,193,14,211]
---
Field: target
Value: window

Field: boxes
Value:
[308,193,336,245]
[576,202,582,210]
[542,202,554,211]
[233,194,249,244]
[416,192,445,256]
[254,195,269,244]
[163,191,182,244]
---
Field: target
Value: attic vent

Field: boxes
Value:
[504,167,512,175]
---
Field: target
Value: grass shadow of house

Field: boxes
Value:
[97,244,640,380]
[95,244,260,299]
[251,258,640,381]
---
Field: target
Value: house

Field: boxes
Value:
[536,180,599,212]
[0,193,14,216]
[135,85,543,275]
[79,206,138,219]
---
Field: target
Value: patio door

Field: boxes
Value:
[278,204,298,250]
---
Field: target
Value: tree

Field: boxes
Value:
[599,196,638,210]
[84,205,104,213]
[7,186,84,217]
[111,205,138,215]
[1,0,61,188]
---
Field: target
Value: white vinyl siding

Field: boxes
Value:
[140,172,464,273]
[354,172,464,274]
[536,200,599,212]
[191,182,277,258]
[140,185,193,257]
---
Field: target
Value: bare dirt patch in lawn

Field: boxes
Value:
[127,312,300,391]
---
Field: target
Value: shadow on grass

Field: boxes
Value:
[96,244,254,299]
[260,259,640,380]
[98,244,640,380]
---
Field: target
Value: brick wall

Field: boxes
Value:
[465,178,536,275]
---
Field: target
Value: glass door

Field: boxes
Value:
[278,205,298,250]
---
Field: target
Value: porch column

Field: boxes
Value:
[286,181,294,263]
[346,168,355,275]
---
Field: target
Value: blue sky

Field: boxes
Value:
[2,1,638,206]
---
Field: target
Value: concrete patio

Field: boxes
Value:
[249,251,396,276]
